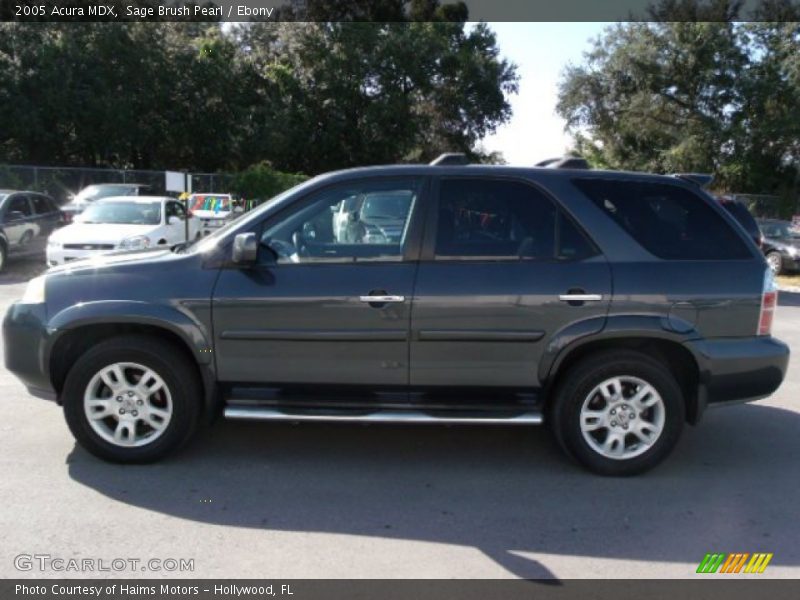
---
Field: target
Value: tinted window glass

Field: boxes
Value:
[31,195,53,215]
[720,199,759,241]
[166,201,186,220]
[261,179,421,264]
[435,178,596,261]
[574,179,751,260]
[7,195,32,217]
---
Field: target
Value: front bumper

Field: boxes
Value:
[3,302,56,401]
[685,336,790,410]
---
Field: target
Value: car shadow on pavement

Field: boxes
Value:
[66,403,799,579]
[778,291,800,307]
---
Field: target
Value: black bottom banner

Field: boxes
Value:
[4,580,800,600]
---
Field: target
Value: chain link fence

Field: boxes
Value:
[728,193,792,220]
[0,164,235,205]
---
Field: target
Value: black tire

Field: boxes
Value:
[766,251,783,276]
[62,335,201,463]
[549,350,685,476]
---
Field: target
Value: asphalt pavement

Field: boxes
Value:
[0,256,798,580]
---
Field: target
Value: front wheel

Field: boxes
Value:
[766,252,783,275]
[549,350,685,476]
[63,335,201,463]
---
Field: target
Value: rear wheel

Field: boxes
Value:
[62,335,201,463]
[550,350,685,476]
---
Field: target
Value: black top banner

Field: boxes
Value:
[3,0,800,22]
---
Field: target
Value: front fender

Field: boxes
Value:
[46,300,213,366]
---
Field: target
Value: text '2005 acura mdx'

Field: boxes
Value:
[3,160,790,475]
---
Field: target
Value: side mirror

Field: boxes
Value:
[167,216,180,225]
[232,232,258,266]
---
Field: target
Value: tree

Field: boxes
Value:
[557,0,800,200]
[236,21,517,173]
[0,9,516,175]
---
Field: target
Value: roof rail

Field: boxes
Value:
[430,153,469,166]
[535,156,590,169]
[673,173,714,188]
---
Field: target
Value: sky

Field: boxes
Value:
[479,22,611,166]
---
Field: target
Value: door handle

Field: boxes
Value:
[359,295,405,303]
[558,294,603,302]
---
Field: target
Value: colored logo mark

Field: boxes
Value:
[696,552,773,574]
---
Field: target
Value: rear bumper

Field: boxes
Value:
[685,336,789,412]
[3,302,57,401]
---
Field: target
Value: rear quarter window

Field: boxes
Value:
[720,200,760,240]
[573,179,752,260]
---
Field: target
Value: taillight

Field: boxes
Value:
[758,268,778,336]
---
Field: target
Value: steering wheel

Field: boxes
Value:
[291,230,309,257]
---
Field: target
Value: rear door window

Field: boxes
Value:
[434,178,597,261]
[573,179,752,260]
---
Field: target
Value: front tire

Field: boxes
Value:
[550,350,685,476]
[766,251,783,275]
[62,335,201,463]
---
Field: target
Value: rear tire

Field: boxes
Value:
[62,335,201,463]
[549,350,685,476]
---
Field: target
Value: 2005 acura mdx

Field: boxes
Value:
[3,158,790,475]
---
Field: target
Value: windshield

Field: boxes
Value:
[360,193,412,220]
[761,221,800,238]
[74,184,139,204]
[190,195,231,212]
[78,201,161,225]
[180,184,306,254]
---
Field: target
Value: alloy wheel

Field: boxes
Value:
[579,375,666,460]
[83,362,173,448]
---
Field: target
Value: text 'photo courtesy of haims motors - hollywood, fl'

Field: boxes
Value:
[1,0,800,598]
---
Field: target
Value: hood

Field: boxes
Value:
[49,223,157,244]
[46,246,176,275]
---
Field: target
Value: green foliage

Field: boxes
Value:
[557,0,800,200]
[0,3,516,176]
[231,162,308,200]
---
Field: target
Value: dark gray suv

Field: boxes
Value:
[3,163,790,475]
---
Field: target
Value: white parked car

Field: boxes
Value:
[188,193,235,236]
[46,196,198,266]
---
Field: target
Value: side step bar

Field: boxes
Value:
[224,406,543,425]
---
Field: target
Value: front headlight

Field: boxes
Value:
[21,276,46,304]
[787,246,798,257]
[119,235,151,250]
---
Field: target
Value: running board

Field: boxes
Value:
[223,406,543,425]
